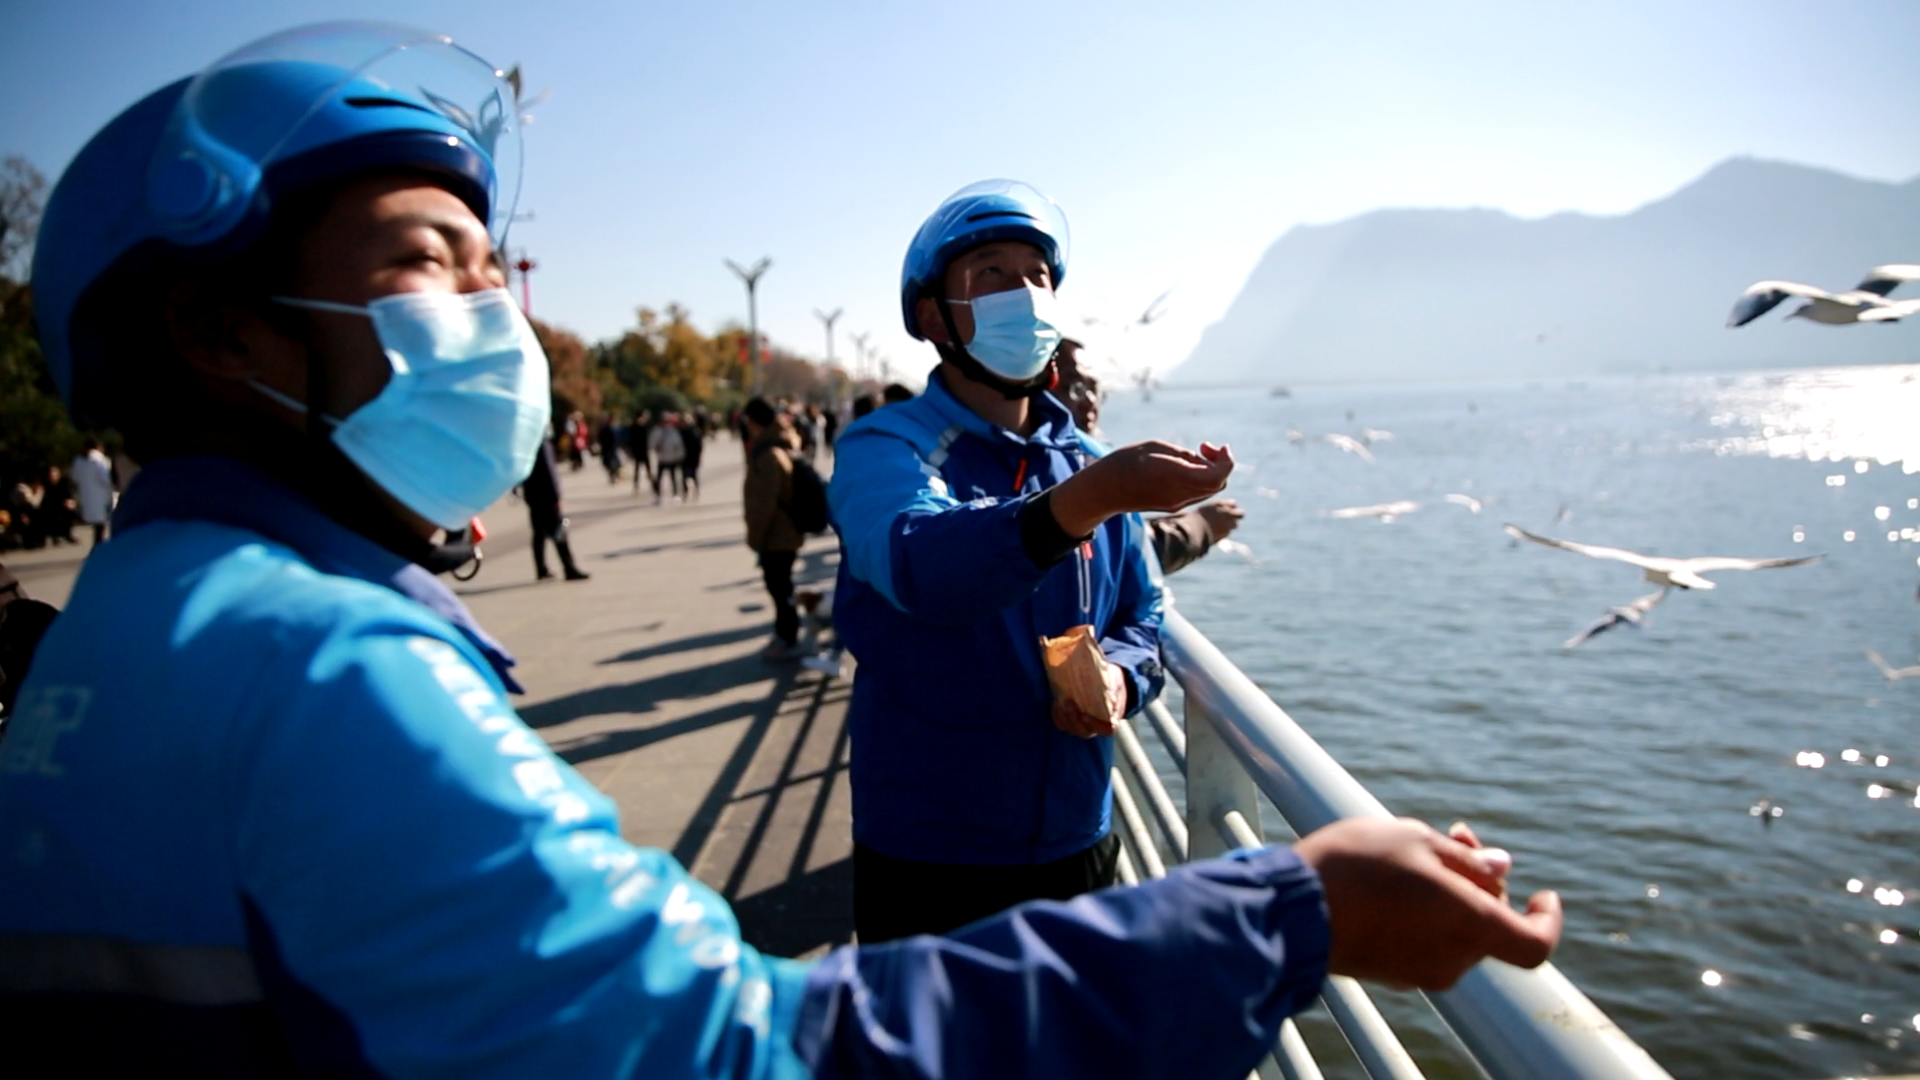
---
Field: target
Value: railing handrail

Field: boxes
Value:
[1159,609,1675,1080]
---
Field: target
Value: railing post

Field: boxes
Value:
[1184,694,1264,859]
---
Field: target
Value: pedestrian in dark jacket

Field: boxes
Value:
[625,410,653,494]
[741,398,803,659]
[678,415,705,502]
[520,440,588,581]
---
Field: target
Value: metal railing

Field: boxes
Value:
[1108,609,1675,1080]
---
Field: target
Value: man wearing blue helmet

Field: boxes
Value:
[825,181,1247,939]
[1,26,1562,1079]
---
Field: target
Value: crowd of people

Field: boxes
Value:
[1,440,127,551]
[0,22,1564,1079]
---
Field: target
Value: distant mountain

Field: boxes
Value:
[1175,159,1920,385]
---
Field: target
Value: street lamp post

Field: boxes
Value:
[813,307,843,366]
[849,331,871,381]
[814,307,843,406]
[725,257,772,396]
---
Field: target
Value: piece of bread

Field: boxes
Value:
[1040,624,1114,722]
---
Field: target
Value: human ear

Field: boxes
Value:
[165,280,281,381]
[916,296,950,343]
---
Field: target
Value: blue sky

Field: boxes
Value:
[5,0,1919,382]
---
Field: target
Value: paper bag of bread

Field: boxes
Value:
[1040,624,1117,723]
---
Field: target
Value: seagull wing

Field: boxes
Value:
[1503,524,1662,571]
[1563,610,1629,649]
[1728,280,1834,327]
[1677,554,1822,574]
[1619,588,1670,616]
[1855,264,1920,298]
[1866,649,1899,679]
[1858,298,1920,323]
[1137,287,1175,325]
[1324,434,1376,462]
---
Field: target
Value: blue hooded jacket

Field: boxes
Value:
[0,454,1327,1079]
[827,374,1165,865]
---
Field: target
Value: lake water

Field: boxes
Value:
[1100,365,1920,1080]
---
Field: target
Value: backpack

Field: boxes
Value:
[785,458,831,535]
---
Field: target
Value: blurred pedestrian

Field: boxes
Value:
[626,409,653,494]
[520,438,589,582]
[71,438,115,545]
[882,382,914,405]
[40,467,78,546]
[6,479,44,550]
[741,397,803,659]
[596,414,622,485]
[822,402,841,460]
[648,412,684,504]
[678,409,705,502]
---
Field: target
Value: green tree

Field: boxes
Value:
[0,157,82,489]
[0,155,46,281]
[0,279,82,488]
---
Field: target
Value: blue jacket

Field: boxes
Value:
[0,454,1328,1079]
[828,375,1165,865]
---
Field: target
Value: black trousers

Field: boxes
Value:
[759,549,799,645]
[529,514,581,577]
[852,832,1122,944]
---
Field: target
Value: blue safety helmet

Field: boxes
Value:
[899,179,1069,339]
[32,22,522,426]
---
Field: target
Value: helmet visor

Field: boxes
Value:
[165,21,523,246]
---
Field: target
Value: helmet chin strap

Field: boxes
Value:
[273,337,481,576]
[935,299,1057,401]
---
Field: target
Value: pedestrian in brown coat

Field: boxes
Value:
[741,397,804,659]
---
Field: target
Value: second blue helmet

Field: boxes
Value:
[899,179,1070,340]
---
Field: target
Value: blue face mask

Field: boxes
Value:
[257,288,552,531]
[950,284,1065,382]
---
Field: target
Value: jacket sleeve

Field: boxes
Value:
[1099,511,1166,716]
[828,428,1066,624]
[793,845,1329,1080]
[1146,510,1213,576]
[234,627,816,1080]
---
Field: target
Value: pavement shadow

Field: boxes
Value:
[548,695,765,766]
[596,625,769,667]
[597,536,742,561]
[519,651,770,729]
[698,673,855,953]
[729,857,854,958]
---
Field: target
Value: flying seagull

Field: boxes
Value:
[1444,493,1484,514]
[1562,588,1668,649]
[1865,649,1920,681]
[1728,264,1920,327]
[1503,524,1822,590]
[1327,500,1420,523]
[1323,433,1376,463]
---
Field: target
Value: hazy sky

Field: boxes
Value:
[6,1,1919,382]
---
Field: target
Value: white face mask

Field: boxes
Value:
[256,288,552,531]
[949,284,1065,382]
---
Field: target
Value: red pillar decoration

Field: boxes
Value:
[513,255,538,314]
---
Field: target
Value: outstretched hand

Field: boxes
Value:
[1294,817,1560,991]
[1051,441,1235,537]
[1196,498,1245,540]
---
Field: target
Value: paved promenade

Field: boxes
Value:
[5,443,855,959]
